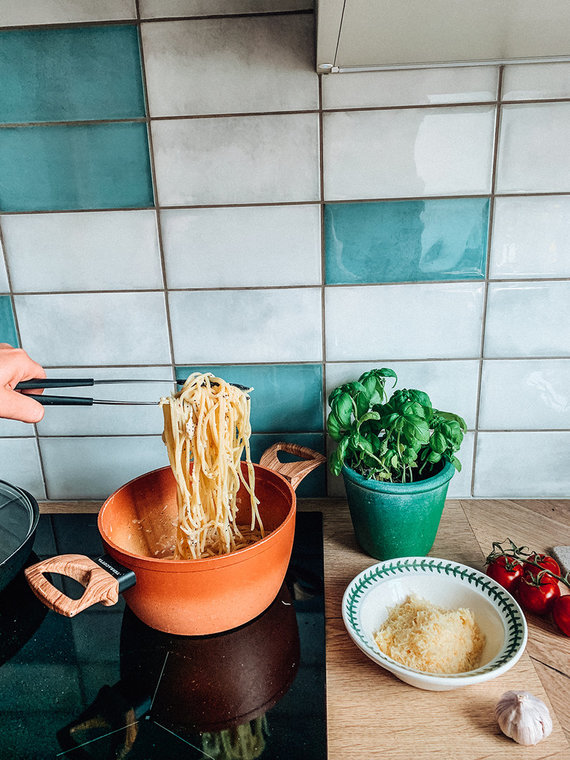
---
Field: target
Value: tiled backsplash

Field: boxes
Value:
[0,1,568,500]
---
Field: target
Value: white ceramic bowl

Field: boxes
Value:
[342,556,527,691]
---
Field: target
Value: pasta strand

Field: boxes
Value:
[160,373,263,559]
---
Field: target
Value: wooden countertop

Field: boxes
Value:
[309,497,570,760]
[41,497,570,759]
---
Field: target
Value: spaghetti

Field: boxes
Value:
[160,372,263,560]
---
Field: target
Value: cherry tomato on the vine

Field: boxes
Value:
[517,572,561,615]
[486,555,524,592]
[523,553,561,583]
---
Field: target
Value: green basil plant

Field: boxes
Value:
[327,368,466,483]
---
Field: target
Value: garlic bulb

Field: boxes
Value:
[495,691,553,746]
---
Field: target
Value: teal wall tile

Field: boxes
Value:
[250,433,326,497]
[0,122,153,212]
[325,198,489,284]
[176,364,324,433]
[0,25,145,124]
[0,297,18,346]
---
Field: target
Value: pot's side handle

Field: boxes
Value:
[259,443,326,491]
[25,554,122,618]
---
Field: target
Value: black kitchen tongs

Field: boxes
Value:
[14,378,251,406]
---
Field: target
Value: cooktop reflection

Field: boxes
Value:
[0,512,326,759]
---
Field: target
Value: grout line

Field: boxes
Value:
[0,219,49,498]
[5,356,568,371]
[0,9,313,33]
[8,430,329,440]
[471,66,505,497]
[3,276,570,298]
[150,108,320,120]
[1,191,569,216]
[0,428,568,441]
[321,97,570,114]
[135,0,177,379]
[0,117,147,129]
[1,98,569,131]
[317,65,329,494]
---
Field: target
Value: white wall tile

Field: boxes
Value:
[36,367,175,437]
[2,211,162,293]
[502,62,570,100]
[15,293,171,367]
[40,436,169,499]
[0,438,45,498]
[0,418,35,438]
[142,15,317,117]
[161,205,321,288]
[169,288,322,363]
[496,103,570,193]
[325,283,484,361]
[326,360,479,428]
[326,431,474,498]
[474,432,570,497]
[322,67,498,110]
[446,431,473,498]
[152,114,320,206]
[139,0,312,18]
[479,359,570,430]
[491,196,570,278]
[323,106,495,200]
[485,282,570,358]
[0,238,9,293]
[0,0,136,25]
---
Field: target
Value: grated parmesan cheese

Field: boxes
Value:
[374,593,485,674]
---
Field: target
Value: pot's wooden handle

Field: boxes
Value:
[25,554,120,617]
[259,443,326,490]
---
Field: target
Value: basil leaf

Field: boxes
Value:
[403,415,430,444]
[332,391,353,427]
[326,413,343,441]
[435,409,467,432]
[328,449,343,477]
[430,431,447,454]
[408,389,432,408]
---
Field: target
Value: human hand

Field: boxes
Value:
[0,344,46,423]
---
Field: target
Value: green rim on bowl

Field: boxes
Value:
[343,557,527,680]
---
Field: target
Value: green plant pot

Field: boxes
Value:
[341,460,455,561]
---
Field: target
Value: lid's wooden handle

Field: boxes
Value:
[25,554,120,618]
[259,443,326,490]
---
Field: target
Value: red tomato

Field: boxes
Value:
[517,572,561,615]
[552,596,570,636]
[486,555,524,592]
[523,553,561,583]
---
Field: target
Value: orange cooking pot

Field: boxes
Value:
[25,443,325,635]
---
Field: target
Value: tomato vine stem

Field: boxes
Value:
[486,539,570,590]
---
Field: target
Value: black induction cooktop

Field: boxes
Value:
[0,512,327,759]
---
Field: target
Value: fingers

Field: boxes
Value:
[0,345,45,384]
[0,388,44,423]
[0,345,46,422]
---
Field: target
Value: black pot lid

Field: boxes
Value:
[0,479,38,566]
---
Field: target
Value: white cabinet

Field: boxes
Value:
[317,0,570,72]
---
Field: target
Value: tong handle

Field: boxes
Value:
[16,378,95,390]
[26,394,93,406]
